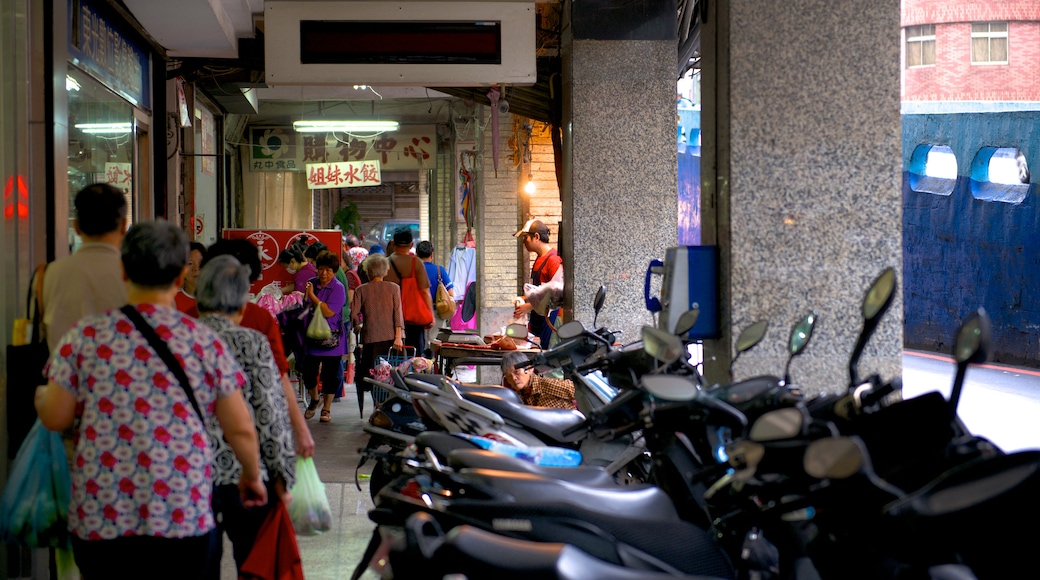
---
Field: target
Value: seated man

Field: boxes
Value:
[500,351,576,410]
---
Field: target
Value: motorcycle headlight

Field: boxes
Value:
[370,410,393,429]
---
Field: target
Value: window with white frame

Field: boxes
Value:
[906,24,936,67]
[971,22,1008,64]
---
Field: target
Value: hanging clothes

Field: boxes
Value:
[447,245,477,303]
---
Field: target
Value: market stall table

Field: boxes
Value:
[432,341,541,378]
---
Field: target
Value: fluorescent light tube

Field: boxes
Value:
[292,120,399,133]
[75,122,133,134]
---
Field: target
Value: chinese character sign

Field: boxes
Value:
[306,160,382,190]
[104,162,133,227]
[249,125,435,172]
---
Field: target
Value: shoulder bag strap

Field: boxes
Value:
[120,305,205,423]
[389,257,403,280]
[30,263,47,344]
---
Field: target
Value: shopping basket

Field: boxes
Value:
[372,346,416,405]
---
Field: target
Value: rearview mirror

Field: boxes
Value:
[949,307,991,414]
[748,408,804,441]
[642,326,684,364]
[674,308,700,337]
[556,320,586,341]
[592,285,607,327]
[954,308,991,365]
[593,285,607,315]
[505,323,529,339]
[848,268,897,387]
[730,320,768,376]
[736,321,767,353]
[804,437,864,479]
[784,312,818,383]
[789,313,817,356]
[642,375,698,401]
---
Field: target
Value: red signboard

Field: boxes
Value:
[222,228,343,295]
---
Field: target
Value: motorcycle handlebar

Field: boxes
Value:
[561,388,643,438]
[515,336,589,370]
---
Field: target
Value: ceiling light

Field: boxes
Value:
[75,122,132,134]
[292,120,399,133]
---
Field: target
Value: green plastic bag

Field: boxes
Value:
[287,457,332,535]
[306,309,332,340]
[0,419,71,548]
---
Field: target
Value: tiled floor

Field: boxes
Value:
[222,367,479,579]
[219,380,382,580]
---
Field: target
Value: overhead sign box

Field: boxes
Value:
[264,1,536,86]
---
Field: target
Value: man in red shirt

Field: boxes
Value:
[513,219,563,349]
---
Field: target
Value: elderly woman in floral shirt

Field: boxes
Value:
[196,255,296,573]
[35,220,264,578]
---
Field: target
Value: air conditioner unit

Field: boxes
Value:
[264,1,536,87]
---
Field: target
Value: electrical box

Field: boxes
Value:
[661,246,719,340]
[265,1,537,86]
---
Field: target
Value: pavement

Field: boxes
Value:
[218,378,388,580]
[220,366,479,580]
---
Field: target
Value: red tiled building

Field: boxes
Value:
[902,0,1040,104]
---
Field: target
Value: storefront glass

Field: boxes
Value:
[65,65,134,252]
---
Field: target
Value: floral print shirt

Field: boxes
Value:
[47,304,246,540]
[199,315,296,489]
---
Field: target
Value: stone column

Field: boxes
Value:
[562,0,678,339]
[700,0,903,393]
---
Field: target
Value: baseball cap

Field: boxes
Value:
[513,219,549,238]
[392,227,413,245]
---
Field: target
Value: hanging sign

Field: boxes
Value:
[306,160,381,190]
[249,126,435,172]
[67,0,150,108]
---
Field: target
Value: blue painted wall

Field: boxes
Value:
[903,112,1040,365]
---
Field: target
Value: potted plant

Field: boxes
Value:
[333,201,362,236]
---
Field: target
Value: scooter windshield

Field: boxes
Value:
[582,370,619,404]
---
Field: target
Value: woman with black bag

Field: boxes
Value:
[301,251,347,423]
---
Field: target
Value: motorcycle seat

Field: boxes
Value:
[406,373,524,404]
[415,431,483,458]
[448,449,617,487]
[459,467,678,522]
[460,385,523,404]
[462,391,586,445]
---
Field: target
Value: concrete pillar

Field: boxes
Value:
[700,0,903,393]
[562,0,678,339]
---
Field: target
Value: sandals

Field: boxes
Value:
[320,410,331,423]
[304,399,320,420]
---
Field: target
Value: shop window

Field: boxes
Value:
[66,66,135,252]
[908,144,957,196]
[970,147,1029,204]
[971,22,1008,65]
[906,24,936,68]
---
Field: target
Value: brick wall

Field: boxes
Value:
[903,1,1040,101]
[522,121,563,275]
[477,111,523,315]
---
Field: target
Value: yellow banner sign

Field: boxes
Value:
[306,160,382,189]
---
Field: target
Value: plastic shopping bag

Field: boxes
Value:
[454,434,582,468]
[287,457,332,535]
[306,309,332,340]
[255,293,282,317]
[0,419,71,548]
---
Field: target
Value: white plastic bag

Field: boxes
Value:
[255,281,284,302]
[287,457,332,535]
